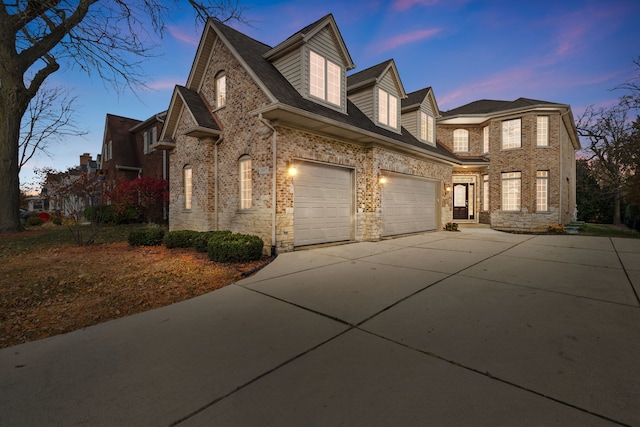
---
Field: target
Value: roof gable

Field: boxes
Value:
[159,85,221,144]
[347,59,406,97]
[264,14,355,70]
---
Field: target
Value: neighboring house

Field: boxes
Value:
[98,112,168,183]
[98,112,169,219]
[155,14,578,254]
[438,98,580,229]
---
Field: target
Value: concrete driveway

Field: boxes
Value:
[1,227,639,426]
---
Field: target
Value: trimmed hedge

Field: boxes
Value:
[128,228,165,246]
[194,230,231,252]
[84,204,141,224]
[163,230,201,248]
[207,233,264,263]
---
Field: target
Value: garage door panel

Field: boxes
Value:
[294,163,352,246]
[382,175,436,236]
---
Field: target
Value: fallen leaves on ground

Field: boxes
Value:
[0,242,267,349]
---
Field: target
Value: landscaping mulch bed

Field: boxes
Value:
[0,242,267,349]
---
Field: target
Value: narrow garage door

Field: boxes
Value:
[381,174,437,236]
[294,162,352,246]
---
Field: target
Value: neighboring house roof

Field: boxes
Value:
[209,19,464,164]
[103,114,142,167]
[129,111,167,133]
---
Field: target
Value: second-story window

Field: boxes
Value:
[143,127,157,154]
[215,72,226,108]
[453,129,469,152]
[537,116,549,147]
[378,88,398,129]
[309,50,341,107]
[502,118,521,149]
[420,112,435,143]
[483,126,489,153]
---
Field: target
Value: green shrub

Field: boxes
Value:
[26,216,44,227]
[193,230,231,252]
[84,204,141,224]
[207,233,264,262]
[128,228,165,246]
[163,230,201,248]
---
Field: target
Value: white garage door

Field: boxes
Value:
[381,174,437,236]
[294,162,352,246]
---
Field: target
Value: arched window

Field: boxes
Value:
[215,71,226,108]
[184,165,192,210]
[453,129,469,152]
[239,155,252,209]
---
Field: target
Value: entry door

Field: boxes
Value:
[453,183,475,220]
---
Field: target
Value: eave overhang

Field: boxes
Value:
[253,103,462,166]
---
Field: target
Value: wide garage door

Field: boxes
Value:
[294,162,352,246]
[381,173,437,236]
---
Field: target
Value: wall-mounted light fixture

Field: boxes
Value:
[378,174,387,185]
[287,161,297,177]
[445,184,452,193]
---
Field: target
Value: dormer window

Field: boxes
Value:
[309,50,341,106]
[378,88,398,129]
[215,72,226,108]
[420,112,435,143]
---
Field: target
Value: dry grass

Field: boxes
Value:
[0,225,267,349]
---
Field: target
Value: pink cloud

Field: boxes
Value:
[167,25,199,45]
[376,28,441,53]
[392,0,439,12]
[146,79,179,91]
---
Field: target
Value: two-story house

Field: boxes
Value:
[155,14,578,253]
[438,98,580,229]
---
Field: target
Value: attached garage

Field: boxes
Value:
[381,173,438,236]
[293,162,353,246]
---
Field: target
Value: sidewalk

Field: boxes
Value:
[1,229,639,426]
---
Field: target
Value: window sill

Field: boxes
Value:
[212,105,226,113]
[500,147,522,151]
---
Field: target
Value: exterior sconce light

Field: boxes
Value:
[379,175,387,185]
[445,185,452,193]
[287,161,297,177]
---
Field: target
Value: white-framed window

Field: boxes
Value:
[378,88,398,129]
[143,127,157,154]
[482,174,489,211]
[453,129,469,152]
[105,140,113,161]
[239,155,252,210]
[184,166,193,210]
[502,118,521,149]
[501,171,521,211]
[420,112,434,142]
[537,116,549,147]
[536,170,549,211]
[309,50,341,107]
[215,72,226,108]
[483,126,489,153]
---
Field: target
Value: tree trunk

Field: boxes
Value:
[613,189,621,225]
[0,87,28,234]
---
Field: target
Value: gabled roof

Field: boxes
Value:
[159,85,221,144]
[402,87,440,117]
[102,114,141,165]
[347,59,407,98]
[263,13,355,70]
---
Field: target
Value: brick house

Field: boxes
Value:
[99,112,168,183]
[155,14,578,254]
[98,112,169,218]
[438,98,580,229]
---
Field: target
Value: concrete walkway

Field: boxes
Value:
[1,228,639,426]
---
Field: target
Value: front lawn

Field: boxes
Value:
[0,224,267,349]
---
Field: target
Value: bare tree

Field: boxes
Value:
[618,55,640,110]
[0,1,244,233]
[576,104,635,224]
[19,84,87,174]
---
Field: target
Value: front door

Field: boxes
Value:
[453,183,468,220]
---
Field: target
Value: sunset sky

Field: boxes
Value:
[20,0,640,188]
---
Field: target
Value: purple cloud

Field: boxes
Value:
[375,28,442,53]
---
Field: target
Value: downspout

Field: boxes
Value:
[259,114,277,256]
